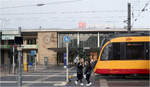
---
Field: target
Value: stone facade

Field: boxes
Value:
[37,32,57,65]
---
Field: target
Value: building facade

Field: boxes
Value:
[0,28,149,70]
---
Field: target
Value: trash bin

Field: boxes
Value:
[44,57,48,66]
[28,62,33,72]
[24,62,28,72]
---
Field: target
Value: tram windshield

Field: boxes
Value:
[101,42,150,60]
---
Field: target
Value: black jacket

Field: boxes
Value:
[84,63,92,75]
[77,62,84,74]
[91,60,97,70]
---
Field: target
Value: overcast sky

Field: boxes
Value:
[0,0,150,30]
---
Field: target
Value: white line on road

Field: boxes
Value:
[100,79,109,87]
[3,74,67,77]
[23,74,59,86]
[72,73,76,76]
[0,66,76,87]
[0,81,63,84]
[53,82,67,86]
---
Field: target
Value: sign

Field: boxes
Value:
[2,30,19,35]
[22,45,38,49]
[64,36,70,43]
[31,50,36,56]
[84,47,90,50]
[15,37,23,45]
[63,53,66,67]
[0,45,11,49]
[2,35,15,40]
[79,22,86,29]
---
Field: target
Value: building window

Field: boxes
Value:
[79,33,97,48]
[27,39,36,45]
[58,33,77,48]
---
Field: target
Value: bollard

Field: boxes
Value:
[23,63,28,72]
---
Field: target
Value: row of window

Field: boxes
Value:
[27,39,36,44]
[58,33,98,48]
[3,39,37,45]
[101,42,150,60]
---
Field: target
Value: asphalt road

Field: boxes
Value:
[0,66,149,87]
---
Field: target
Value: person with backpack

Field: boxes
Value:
[74,58,84,86]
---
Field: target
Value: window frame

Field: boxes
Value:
[100,42,150,61]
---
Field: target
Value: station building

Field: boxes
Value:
[0,28,149,69]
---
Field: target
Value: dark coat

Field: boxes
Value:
[84,62,92,75]
[77,62,84,74]
[91,60,97,70]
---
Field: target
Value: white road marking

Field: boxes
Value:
[0,66,76,87]
[72,73,76,76]
[100,79,109,87]
[0,81,63,84]
[53,82,67,86]
[23,74,58,86]
[3,74,67,77]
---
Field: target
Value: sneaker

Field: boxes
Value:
[86,82,92,86]
[75,81,78,85]
[80,83,84,86]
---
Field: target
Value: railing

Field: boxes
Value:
[0,64,13,75]
[0,64,25,76]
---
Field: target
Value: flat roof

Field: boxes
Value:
[0,28,150,33]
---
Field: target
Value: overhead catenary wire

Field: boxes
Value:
[131,0,150,27]
[0,0,83,9]
[0,10,139,15]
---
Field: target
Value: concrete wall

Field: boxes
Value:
[37,32,57,65]
[4,41,9,65]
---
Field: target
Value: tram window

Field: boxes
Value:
[100,42,149,60]
[101,43,112,60]
[126,42,145,60]
[112,43,121,60]
[145,42,150,60]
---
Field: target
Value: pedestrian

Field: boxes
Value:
[91,58,97,70]
[14,56,18,74]
[75,58,84,86]
[84,59,92,86]
[74,55,79,65]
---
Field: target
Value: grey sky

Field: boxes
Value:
[0,0,150,30]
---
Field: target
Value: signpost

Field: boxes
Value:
[15,27,22,87]
[63,53,67,68]
[12,45,15,74]
[64,36,70,83]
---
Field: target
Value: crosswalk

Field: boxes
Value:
[0,66,76,87]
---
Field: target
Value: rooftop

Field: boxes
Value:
[0,28,150,33]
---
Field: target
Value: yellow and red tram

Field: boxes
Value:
[94,33,150,74]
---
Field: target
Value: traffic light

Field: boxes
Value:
[15,37,23,45]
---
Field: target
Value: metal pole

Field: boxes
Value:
[18,27,22,87]
[34,55,36,71]
[66,43,69,82]
[98,32,100,47]
[12,45,15,74]
[18,47,22,87]
[77,32,79,48]
[127,2,131,32]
